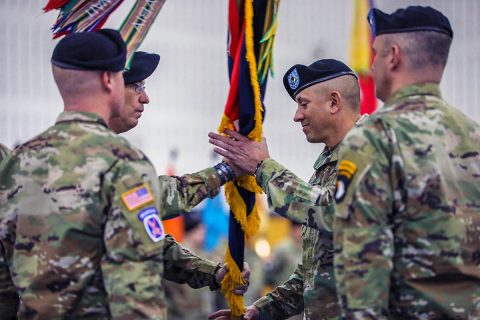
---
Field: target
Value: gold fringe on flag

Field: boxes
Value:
[219,0,279,317]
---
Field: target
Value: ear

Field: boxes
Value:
[330,91,341,114]
[389,44,401,71]
[100,71,114,93]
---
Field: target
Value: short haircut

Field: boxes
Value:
[384,31,452,70]
[318,75,360,112]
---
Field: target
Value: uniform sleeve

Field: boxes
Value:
[101,159,167,320]
[162,234,221,289]
[158,167,222,220]
[333,123,394,319]
[0,243,18,319]
[0,144,11,163]
[256,158,334,231]
[253,264,304,319]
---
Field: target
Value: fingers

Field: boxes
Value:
[242,262,251,281]
[212,147,232,160]
[209,136,237,152]
[208,309,231,320]
[244,306,259,320]
[232,286,248,295]
[241,269,251,282]
[223,129,249,141]
[208,132,234,143]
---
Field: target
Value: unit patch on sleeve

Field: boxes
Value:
[121,183,154,211]
[138,207,165,242]
[335,160,357,203]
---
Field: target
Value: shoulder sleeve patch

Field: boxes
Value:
[138,207,165,243]
[121,183,155,211]
[335,160,358,203]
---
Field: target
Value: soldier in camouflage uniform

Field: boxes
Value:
[208,59,365,320]
[110,50,234,221]
[0,144,10,162]
[334,6,480,319]
[0,30,248,320]
[0,143,18,319]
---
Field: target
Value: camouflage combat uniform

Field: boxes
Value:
[0,112,222,319]
[0,143,10,162]
[334,83,480,319]
[0,143,19,319]
[253,150,340,320]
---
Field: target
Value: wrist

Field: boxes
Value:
[212,263,223,289]
[253,159,265,175]
[213,161,235,185]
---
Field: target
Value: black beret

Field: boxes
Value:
[51,29,126,72]
[283,59,357,100]
[368,6,453,38]
[123,51,160,84]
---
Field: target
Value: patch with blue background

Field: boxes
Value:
[138,207,165,242]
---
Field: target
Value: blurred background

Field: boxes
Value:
[1,1,479,318]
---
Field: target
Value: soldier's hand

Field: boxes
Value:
[215,262,251,295]
[208,305,259,320]
[208,129,270,173]
[223,158,248,178]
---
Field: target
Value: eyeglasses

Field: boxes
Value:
[132,82,146,94]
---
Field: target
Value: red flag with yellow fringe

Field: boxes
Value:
[219,0,279,317]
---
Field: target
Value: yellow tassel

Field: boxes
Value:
[236,175,263,193]
[220,0,279,316]
[221,247,246,318]
[244,0,263,143]
[218,114,235,133]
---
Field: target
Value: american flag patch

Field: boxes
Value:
[121,184,154,211]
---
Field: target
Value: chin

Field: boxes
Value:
[305,136,323,144]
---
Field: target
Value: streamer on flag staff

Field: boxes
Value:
[219,0,279,317]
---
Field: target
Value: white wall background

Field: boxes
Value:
[0,0,479,180]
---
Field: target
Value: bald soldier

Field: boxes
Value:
[0,30,247,320]
[334,6,480,319]
[208,59,365,320]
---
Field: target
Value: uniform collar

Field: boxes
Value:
[313,145,338,170]
[385,83,442,105]
[55,111,109,129]
[312,114,366,170]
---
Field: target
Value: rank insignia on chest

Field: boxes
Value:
[335,160,357,203]
[138,207,165,242]
[121,184,154,211]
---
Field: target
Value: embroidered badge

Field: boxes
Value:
[121,184,154,211]
[288,68,300,90]
[138,207,165,242]
[367,10,377,37]
[335,160,358,203]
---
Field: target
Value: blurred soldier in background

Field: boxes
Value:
[263,221,303,320]
[164,210,228,320]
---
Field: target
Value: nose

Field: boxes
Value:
[293,107,303,122]
[139,91,150,104]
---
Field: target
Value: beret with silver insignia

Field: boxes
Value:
[283,59,357,101]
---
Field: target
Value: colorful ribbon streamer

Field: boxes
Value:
[219,0,279,317]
